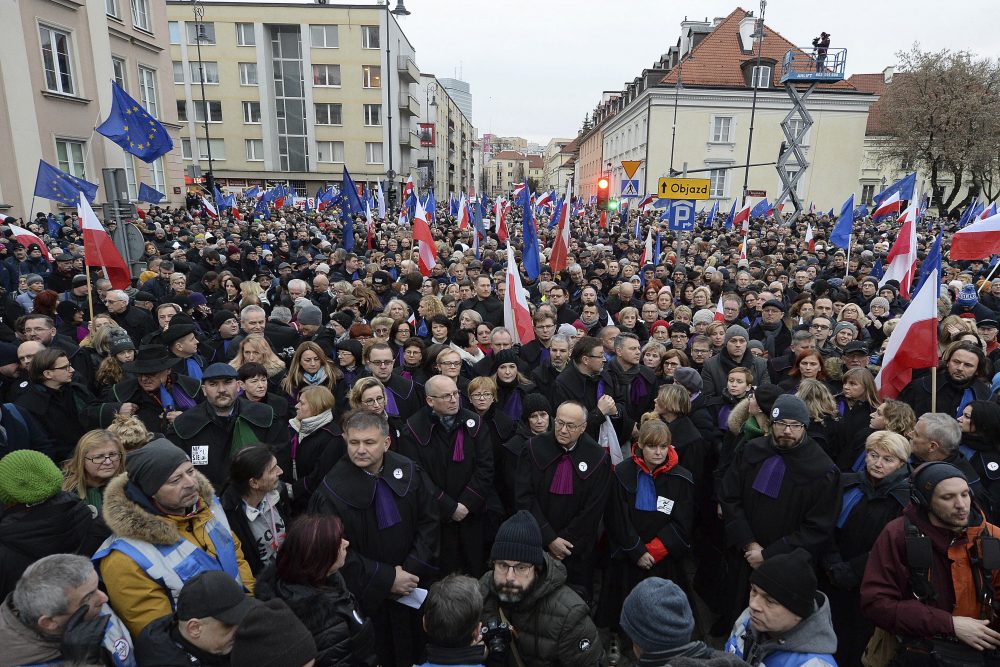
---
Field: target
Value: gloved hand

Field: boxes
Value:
[827,561,860,590]
[59,605,109,664]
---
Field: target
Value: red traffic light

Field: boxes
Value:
[597,178,609,189]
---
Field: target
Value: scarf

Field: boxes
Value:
[751,451,787,499]
[384,389,399,416]
[158,382,197,412]
[633,449,679,511]
[630,373,650,406]
[760,321,782,358]
[291,409,333,439]
[303,368,328,386]
[549,453,574,495]
[185,358,203,381]
[373,476,402,529]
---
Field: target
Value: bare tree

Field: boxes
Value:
[872,45,1000,216]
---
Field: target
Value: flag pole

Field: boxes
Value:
[979,260,1000,292]
[844,234,852,278]
[84,262,95,322]
[930,366,937,414]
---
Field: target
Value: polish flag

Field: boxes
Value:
[951,212,1000,260]
[872,191,902,220]
[714,294,726,322]
[740,233,749,260]
[876,267,939,398]
[503,242,535,345]
[496,200,510,242]
[456,193,470,230]
[599,210,607,228]
[201,197,218,220]
[402,176,415,204]
[879,206,918,298]
[733,203,751,233]
[413,199,437,276]
[512,183,526,197]
[805,223,815,252]
[637,193,655,210]
[79,193,130,290]
[978,202,998,221]
[535,191,553,208]
[6,223,53,261]
[638,226,655,266]
[365,202,375,251]
[549,184,572,274]
[232,207,241,221]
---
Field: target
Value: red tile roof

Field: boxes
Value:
[527,155,544,169]
[848,73,889,135]
[492,150,527,161]
[660,8,855,91]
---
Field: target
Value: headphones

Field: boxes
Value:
[909,461,968,508]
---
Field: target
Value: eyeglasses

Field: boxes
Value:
[470,392,494,400]
[438,361,462,368]
[50,364,72,371]
[494,561,534,576]
[362,396,386,407]
[810,324,830,330]
[773,421,805,432]
[84,452,121,464]
[429,391,461,401]
[586,354,605,360]
[554,418,584,431]
[369,359,393,366]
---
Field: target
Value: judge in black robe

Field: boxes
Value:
[552,337,624,441]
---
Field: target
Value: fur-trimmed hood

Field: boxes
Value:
[727,397,752,434]
[101,470,216,546]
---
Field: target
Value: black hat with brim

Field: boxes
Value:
[126,345,181,374]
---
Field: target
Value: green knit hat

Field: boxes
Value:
[0,450,63,505]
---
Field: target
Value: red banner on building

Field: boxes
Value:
[418,123,435,147]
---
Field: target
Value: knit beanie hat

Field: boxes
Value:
[620,578,695,652]
[557,323,577,338]
[492,348,520,374]
[212,310,238,330]
[490,510,544,566]
[724,324,750,344]
[521,393,552,422]
[672,367,703,394]
[692,309,715,325]
[298,305,322,326]
[336,339,363,364]
[230,599,317,667]
[911,462,968,507]
[833,322,857,338]
[109,330,136,356]
[750,549,818,619]
[330,311,354,331]
[0,450,63,505]
[957,284,979,308]
[770,394,810,425]
[752,384,783,417]
[125,438,191,497]
[869,296,890,313]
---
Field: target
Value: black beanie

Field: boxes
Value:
[125,438,191,497]
[492,348,520,374]
[753,384,783,417]
[337,339,363,364]
[750,549,817,619]
[490,510,544,566]
[212,310,237,330]
[230,598,317,667]
[521,393,552,423]
[330,311,354,331]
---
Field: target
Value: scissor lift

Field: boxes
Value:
[774,46,847,222]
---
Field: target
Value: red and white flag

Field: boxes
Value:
[875,267,939,398]
[951,212,1000,260]
[6,223,53,261]
[638,227,654,266]
[200,197,218,220]
[402,175,415,204]
[549,183,572,274]
[503,242,535,345]
[733,203,751,233]
[872,191,902,220]
[879,205,918,298]
[512,183,526,197]
[714,294,726,322]
[739,233,749,260]
[805,223,815,252]
[496,199,510,242]
[637,193,655,210]
[413,198,437,276]
[79,193,131,290]
[456,193,470,230]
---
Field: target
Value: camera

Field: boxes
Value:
[481,618,512,658]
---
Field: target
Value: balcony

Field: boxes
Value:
[398,92,420,116]
[397,55,418,83]
[399,130,420,150]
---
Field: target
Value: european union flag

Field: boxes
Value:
[750,199,770,218]
[33,160,98,206]
[518,187,540,280]
[245,186,260,199]
[47,214,61,238]
[340,167,363,218]
[97,81,173,163]
[137,183,164,204]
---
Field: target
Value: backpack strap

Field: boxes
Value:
[904,517,938,603]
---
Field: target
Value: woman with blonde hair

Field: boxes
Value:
[795,379,840,457]
[837,303,871,341]
[106,415,153,451]
[829,368,882,471]
[869,399,916,439]
[285,385,343,514]
[230,333,287,390]
[416,295,445,337]
[938,314,976,354]
[282,341,343,409]
[649,384,708,485]
[382,298,410,323]
[62,429,126,517]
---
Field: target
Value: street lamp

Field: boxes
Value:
[383,0,410,211]
[425,80,438,185]
[192,0,214,198]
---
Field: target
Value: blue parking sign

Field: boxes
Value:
[667,200,696,231]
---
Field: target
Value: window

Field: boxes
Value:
[709,169,727,198]
[198,138,226,160]
[168,21,181,44]
[131,0,151,32]
[363,104,381,126]
[150,156,165,191]
[39,25,75,95]
[55,139,86,178]
[176,100,187,121]
[365,142,383,164]
[235,23,255,46]
[362,65,381,88]
[238,63,257,86]
[361,25,379,49]
[172,61,184,83]
[861,184,876,205]
[112,57,127,88]
[787,118,807,143]
[190,62,219,84]
[314,103,341,125]
[181,138,192,159]
[751,65,771,88]
[193,100,222,122]
[106,0,120,19]
[712,116,733,143]
[137,66,158,118]
[312,64,340,87]
[317,140,344,163]
[310,25,338,48]
[242,101,260,123]
[245,139,264,161]
[187,22,215,45]
[123,155,138,200]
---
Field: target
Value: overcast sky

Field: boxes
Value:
[391,0,1000,145]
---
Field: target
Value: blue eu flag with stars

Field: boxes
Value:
[33,160,98,206]
[97,81,173,163]
[137,183,164,204]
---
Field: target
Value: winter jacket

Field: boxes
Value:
[254,564,377,667]
[478,554,604,667]
[97,472,255,637]
[701,349,771,399]
[898,372,991,418]
[725,592,837,666]
[635,641,747,666]
[135,614,231,666]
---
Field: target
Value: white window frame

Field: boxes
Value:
[39,24,76,96]
[198,138,225,160]
[190,61,219,85]
[751,65,771,88]
[362,65,381,89]
[310,25,339,48]
[55,138,87,178]
[314,103,341,126]
[312,64,341,87]
[238,62,258,86]
[181,138,193,160]
[709,168,727,198]
[172,60,184,84]
[242,101,261,124]
[363,103,381,126]
[137,65,158,118]
[130,0,151,32]
[187,22,215,45]
[112,56,128,88]
[361,25,379,49]
[168,21,181,44]
[193,100,222,123]
[317,140,344,163]
[786,118,809,145]
[123,155,138,200]
[245,139,264,161]
[711,116,733,143]
[365,141,383,164]
[235,23,255,46]
[176,100,187,121]
[106,0,120,19]
[150,156,165,191]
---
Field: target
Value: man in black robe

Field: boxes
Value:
[552,335,623,441]
[309,411,439,667]
[362,342,425,419]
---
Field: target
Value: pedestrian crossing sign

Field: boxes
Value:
[621,179,639,198]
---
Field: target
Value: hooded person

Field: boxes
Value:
[725,549,837,666]
[700,325,771,399]
[94,438,255,637]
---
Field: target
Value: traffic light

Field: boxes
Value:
[597,177,610,210]
[607,198,619,211]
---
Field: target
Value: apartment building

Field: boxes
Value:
[416,74,478,197]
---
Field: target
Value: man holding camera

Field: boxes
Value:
[478,511,604,667]
[862,463,1000,664]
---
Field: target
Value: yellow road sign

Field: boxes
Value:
[621,160,642,180]
[657,177,711,200]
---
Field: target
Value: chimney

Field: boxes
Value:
[883,66,895,83]
[738,14,758,51]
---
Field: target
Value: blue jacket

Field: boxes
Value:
[726,593,838,666]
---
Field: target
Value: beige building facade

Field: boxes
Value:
[417,74,477,198]
[0,0,184,216]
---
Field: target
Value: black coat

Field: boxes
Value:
[220,485,290,577]
[600,360,657,435]
[459,295,504,327]
[480,406,519,517]
[899,372,991,418]
[110,305,157,345]
[282,419,346,515]
[254,565,377,667]
[529,361,563,408]
[135,615,231,666]
[264,321,302,357]
[553,363,624,441]
[15,382,99,461]
[828,397,875,471]
[961,434,1000,523]
[96,374,203,435]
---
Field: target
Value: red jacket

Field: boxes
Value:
[861,504,1000,639]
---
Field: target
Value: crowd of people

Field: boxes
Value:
[0,190,998,667]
